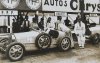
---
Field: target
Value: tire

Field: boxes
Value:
[58,37,71,51]
[92,33,100,44]
[5,42,25,61]
[35,33,51,50]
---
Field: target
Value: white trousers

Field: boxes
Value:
[77,35,85,47]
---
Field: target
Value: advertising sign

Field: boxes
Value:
[0,0,99,13]
[84,0,100,13]
[0,10,18,15]
[26,0,41,10]
[55,12,67,17]
[42,0,80,12]
[0,0,42,10]
[42,0,100,13]
[0,0,20,9]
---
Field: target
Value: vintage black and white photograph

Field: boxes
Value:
[0,0,100,63]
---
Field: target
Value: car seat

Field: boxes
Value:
[49,30,59,38]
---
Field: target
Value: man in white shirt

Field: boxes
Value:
[55,16,71,35]
[46,17,52,28]
[30,18,39,31]
[74,15,85,48]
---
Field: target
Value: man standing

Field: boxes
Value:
[34,11,39,24]
[85,16,91,35]
[55,16,70,35]
[30,18,39,30]
[64,17,71,27]
[46,17,52,28]
[12,19,17,33]
[21,16,30,32]
[74,15,85,48]
[38,17,44,31]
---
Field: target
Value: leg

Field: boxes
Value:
[81,36,85,48]
[77,36,81,47]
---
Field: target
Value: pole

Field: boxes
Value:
[80,0,84,22]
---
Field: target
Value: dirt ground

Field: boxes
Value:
[0,42,100,63]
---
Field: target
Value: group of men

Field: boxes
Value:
[12,13,39,33]
[12,16,30,33]
[12,12,88,49]
[55,14,86,49]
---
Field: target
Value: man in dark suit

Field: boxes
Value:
[21,16,30,32]
[38,17,44,31]
[64,17,71,27]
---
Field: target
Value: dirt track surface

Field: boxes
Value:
[0,43,100,63]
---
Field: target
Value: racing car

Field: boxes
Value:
[0,28,74,61]
[86,24,100,44]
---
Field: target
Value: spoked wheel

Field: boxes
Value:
[58,37,71,51]
[92,34,100,44]
[6,42,25,61]
[35,33,51,49]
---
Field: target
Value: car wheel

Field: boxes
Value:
[58,37,71,51]
[92,33,100,44]
[35,33,51,50]
[6,42,25,61]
